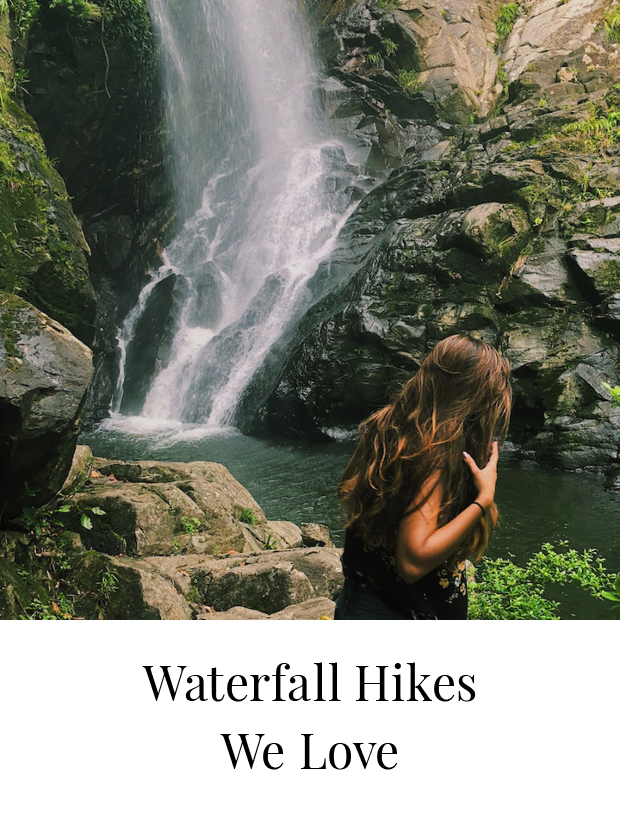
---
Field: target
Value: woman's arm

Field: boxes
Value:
[395,443,498,584]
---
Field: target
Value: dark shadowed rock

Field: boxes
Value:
[0,295,93,520]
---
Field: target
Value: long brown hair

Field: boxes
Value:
[338,335,512,561]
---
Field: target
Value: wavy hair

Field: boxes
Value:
[338,335,512,561]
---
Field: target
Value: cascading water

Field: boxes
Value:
[111,0,368,432]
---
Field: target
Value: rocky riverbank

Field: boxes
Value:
[0,444,342,620]
[0,291,340,620]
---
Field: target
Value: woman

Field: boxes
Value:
[335,334,512,620]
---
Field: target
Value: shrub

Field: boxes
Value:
[604,7,620,43]
[496,3,520,42]
[397,68,420,96]
[469,543,616,620]
[239,508,258,525]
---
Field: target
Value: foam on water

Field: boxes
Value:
[110,0,367,434]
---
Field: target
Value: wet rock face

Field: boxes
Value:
[249,0,620,472]
[0,296,94,520]
[23,2,173,422]
[119,274,178,415]
[0,454,342,620]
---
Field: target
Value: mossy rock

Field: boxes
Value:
[569,249,620,302]
[0,101,95,343]
[462,202,532,268]
[0,556,49,619]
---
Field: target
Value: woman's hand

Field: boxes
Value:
[462,441,498,510]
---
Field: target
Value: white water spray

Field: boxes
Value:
[112,0,366,430]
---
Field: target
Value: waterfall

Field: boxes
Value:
[112,0,366,431]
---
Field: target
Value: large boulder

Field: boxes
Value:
[198,598,336,620]
[66,459,269,556]
[0,450,343,620]
[12,456,338,617]
[317,0,500,124]
[0,295,93,520]
[502,0,606,80]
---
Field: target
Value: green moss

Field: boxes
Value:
[0,92,95,340]
[594,260,620,293]
[0,557,50,619]
[0,310,20,358]
[515,176,555,216]
[0,293,42,360]
[0,527,124,619]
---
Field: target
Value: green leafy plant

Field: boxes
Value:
[99,568,119,597]
[602,574,620,617]
[366,51,381,67]
[381,37,398,57]
[79,505,105,531]
[179,516,202,535]
[49,0,101,20]
[19,497,104,537]
[5,0,40,38]
[602,381,620,405]
[397,68,420,96]
[469,543,616,620]
[263,533,279,551]
[15,462,105,538]
[562,107,620,149]
[22,595,74,620]
[239,508,259,525]
[496,3,520,42]
[604,7,620,43]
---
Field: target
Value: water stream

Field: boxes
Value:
[112,0,367,428]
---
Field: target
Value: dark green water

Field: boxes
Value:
[84,424,620,619]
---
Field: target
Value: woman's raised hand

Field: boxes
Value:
[462,441,499,510]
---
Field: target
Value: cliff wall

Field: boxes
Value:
[248,0,620,481]
[0,4,95,342]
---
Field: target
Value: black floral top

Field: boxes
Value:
[342,529,468,620]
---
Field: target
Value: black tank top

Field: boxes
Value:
[342,529,468,620]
